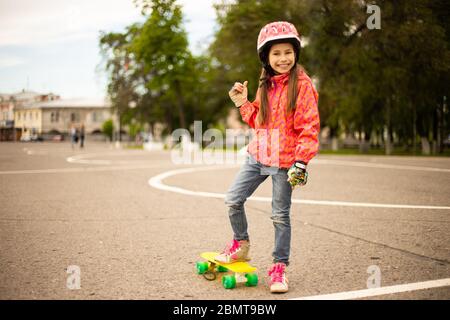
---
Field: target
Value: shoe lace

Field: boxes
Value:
[268,263,286,284]
[222,239,239,255]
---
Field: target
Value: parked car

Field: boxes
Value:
[52,135,64,142]
[20,135,31,142]
[20,134,43,142]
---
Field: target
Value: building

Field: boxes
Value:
[0,90,60,141]
[0,94,16,141]
[14,97,112,140]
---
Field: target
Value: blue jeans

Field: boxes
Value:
[225,154,293,265]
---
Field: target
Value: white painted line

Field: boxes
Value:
[290,277,450,300]
[66,151,152,165]
[67,153,115,165]
[149,165,237,199]
[67,158,113,165]
[26,150,48,155]
[148,166,450,210]
[0,164,169,175]
[312,159,450,173]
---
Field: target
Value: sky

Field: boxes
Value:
[0,0,218,99]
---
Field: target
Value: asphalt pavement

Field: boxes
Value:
[0,141,449,300]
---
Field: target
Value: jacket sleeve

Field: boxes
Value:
[293,80,320,164]
[239,88,260,129]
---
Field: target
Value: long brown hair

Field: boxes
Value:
[256,64,302,126]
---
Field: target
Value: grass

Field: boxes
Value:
[124,144,144,150]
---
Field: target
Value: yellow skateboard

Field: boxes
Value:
[196,252,258,289]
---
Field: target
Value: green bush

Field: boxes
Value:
[102,119,114,142]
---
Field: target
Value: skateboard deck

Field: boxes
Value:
[196,252,258,289]
[201,252,256,273]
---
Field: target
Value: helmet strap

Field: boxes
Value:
[263,63,276,76]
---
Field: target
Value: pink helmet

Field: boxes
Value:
[257,21,301,66]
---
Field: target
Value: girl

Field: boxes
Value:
[214,21,320,293]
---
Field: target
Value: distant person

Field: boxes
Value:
[214,21,320,294]
[80,124,85,148]
[70,125,78,149]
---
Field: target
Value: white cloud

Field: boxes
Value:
[0,0,218,97]
[0,56,26,68]
[0,0,144,46]
[0,0,218,48]
[0,0,219,55]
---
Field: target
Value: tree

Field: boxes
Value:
[100,0,234,137]
[99,25,142,141]
[303,0,450,154]
[102,119,114,142]
[131,0,193,130]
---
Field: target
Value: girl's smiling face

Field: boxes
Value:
[268,42,295,74]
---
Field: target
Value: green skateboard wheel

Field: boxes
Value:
[196,261,209,274]
[245,273,258,287]
[222,275,236,289]
[217,265,228,272]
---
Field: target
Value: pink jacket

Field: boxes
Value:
[239,69,320,168]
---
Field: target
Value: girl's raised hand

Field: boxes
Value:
[229,81,248,107]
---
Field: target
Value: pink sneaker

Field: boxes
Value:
[214,239,250,264]
[268,262,288,293]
